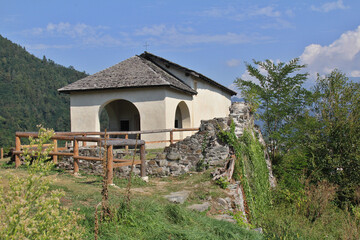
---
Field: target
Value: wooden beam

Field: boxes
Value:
[125,134,128,153]
[100,139,145,147]
[0,148,3,160]
[73,139,79,174]
[170,131,174,145]
[15,136,21,168]
[82,134,87,147]
[53,140,58,164]
[73,155,103,161]
[107,145,113,184]
[140,144,146,177]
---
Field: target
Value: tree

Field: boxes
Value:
[235,58,310,160]
[302,70,360,204]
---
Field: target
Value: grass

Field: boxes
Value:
[0,157,262,239]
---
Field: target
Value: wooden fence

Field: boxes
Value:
[12,128,199,184]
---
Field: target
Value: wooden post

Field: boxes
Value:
[140,144,146,177]
[82,134,87,147]
[125,134,128,153]
[107,145,113,184]
[53,139,58,164]
[73,139,79,174]
[15,136,21,168]
[170,130,174,145]
[0,148,3,160]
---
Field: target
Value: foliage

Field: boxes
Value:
[233,211,254,229]
[309,70,360,204]
[215,176,230,189]
[234,58,310,160]
[285,70,360,205]
[0,127,84,239]
[218,122,271,225]
[260,181,360,239]
[0,35,87,149]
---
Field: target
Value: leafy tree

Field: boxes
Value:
[301,70,360,204]
[234,58,310,160]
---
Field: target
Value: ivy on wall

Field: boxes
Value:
[218,121,271,225]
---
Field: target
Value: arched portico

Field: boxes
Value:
[174,101,191,129]
[99,99,140,137]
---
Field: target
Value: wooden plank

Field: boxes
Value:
[73,155,103,161]
[20,143,52,148]
[73,139,79,173]
[82,134,87,147]
[113,160,141,168]
[15,136,21,168]
[140,144,146,177]
[172,128,199,132]
[0,148,3,160]
[100,139,145,147]
[50,152,73,156]
[113,158,136,162]
[16,128,199,138]
[146,140,170,144]
[125,134,128,153]
[170,131,174,144]
[13,151,73,157]
[107,145,113,184]
[53,140,58,164]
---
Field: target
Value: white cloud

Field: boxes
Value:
[135,24,167,36]
[198,6,235,18]
[300,25,360,78]
[261,18,293,29]
[23,22,128,48]
[311,0,348,12]
[249,6,281,17]
[134,24,270,46]
[44,22,107,38]
[25,43,73,50]
[226,59,241,67]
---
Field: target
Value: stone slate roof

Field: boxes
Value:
[58,52,236,96]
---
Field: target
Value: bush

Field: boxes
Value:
[0,127,84,239]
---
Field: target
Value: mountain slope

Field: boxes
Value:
[0,35,87,148]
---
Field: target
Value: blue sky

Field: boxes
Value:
[1,0,360,91]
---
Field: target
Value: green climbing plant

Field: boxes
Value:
[218,121,271,225]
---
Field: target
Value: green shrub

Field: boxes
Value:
[0,127,84,239]
[215,176,230,189]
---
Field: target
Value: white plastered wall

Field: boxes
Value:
[154,60,232,128]
[70,88,168,148]
[69,69,232,148]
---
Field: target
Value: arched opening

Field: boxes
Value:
[174,101,190,129]
[99,99,140,139]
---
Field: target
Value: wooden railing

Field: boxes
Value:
[12,128,199,183]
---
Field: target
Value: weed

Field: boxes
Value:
[215,176,230,189]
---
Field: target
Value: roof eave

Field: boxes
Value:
[58,85,196,95]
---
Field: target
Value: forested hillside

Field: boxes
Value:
[0,35,87,148]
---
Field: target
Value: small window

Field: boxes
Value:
[120,120,130,131]
[175,120,179,128]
